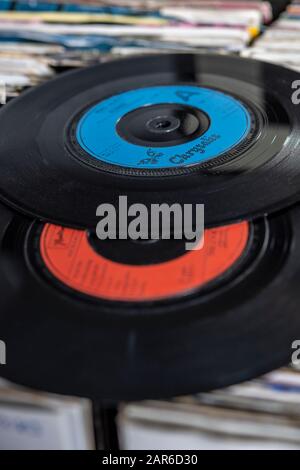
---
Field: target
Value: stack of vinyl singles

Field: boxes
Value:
[0,10,299,403]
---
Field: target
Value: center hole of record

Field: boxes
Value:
[146,116,180,134]
[116,103,210,148]
[87,231,186,265]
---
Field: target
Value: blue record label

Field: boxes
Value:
[76,85,251,169]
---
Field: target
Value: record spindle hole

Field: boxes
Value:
[86,229,186,265]
[146,115,180,134]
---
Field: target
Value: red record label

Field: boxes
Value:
[40,222,249,302]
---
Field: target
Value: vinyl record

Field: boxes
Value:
[0,201,299,402]
[0,54,299,229]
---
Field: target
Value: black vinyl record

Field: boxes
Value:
[0,54,299,229]
[0,201,299,403]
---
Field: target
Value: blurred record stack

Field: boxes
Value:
[242,0,300,71]
[0,0,286,100]
[0,379,95,450]
[118,367,300,450]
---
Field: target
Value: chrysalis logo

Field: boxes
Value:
[291,80,300,105]
[0,340,6,365]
